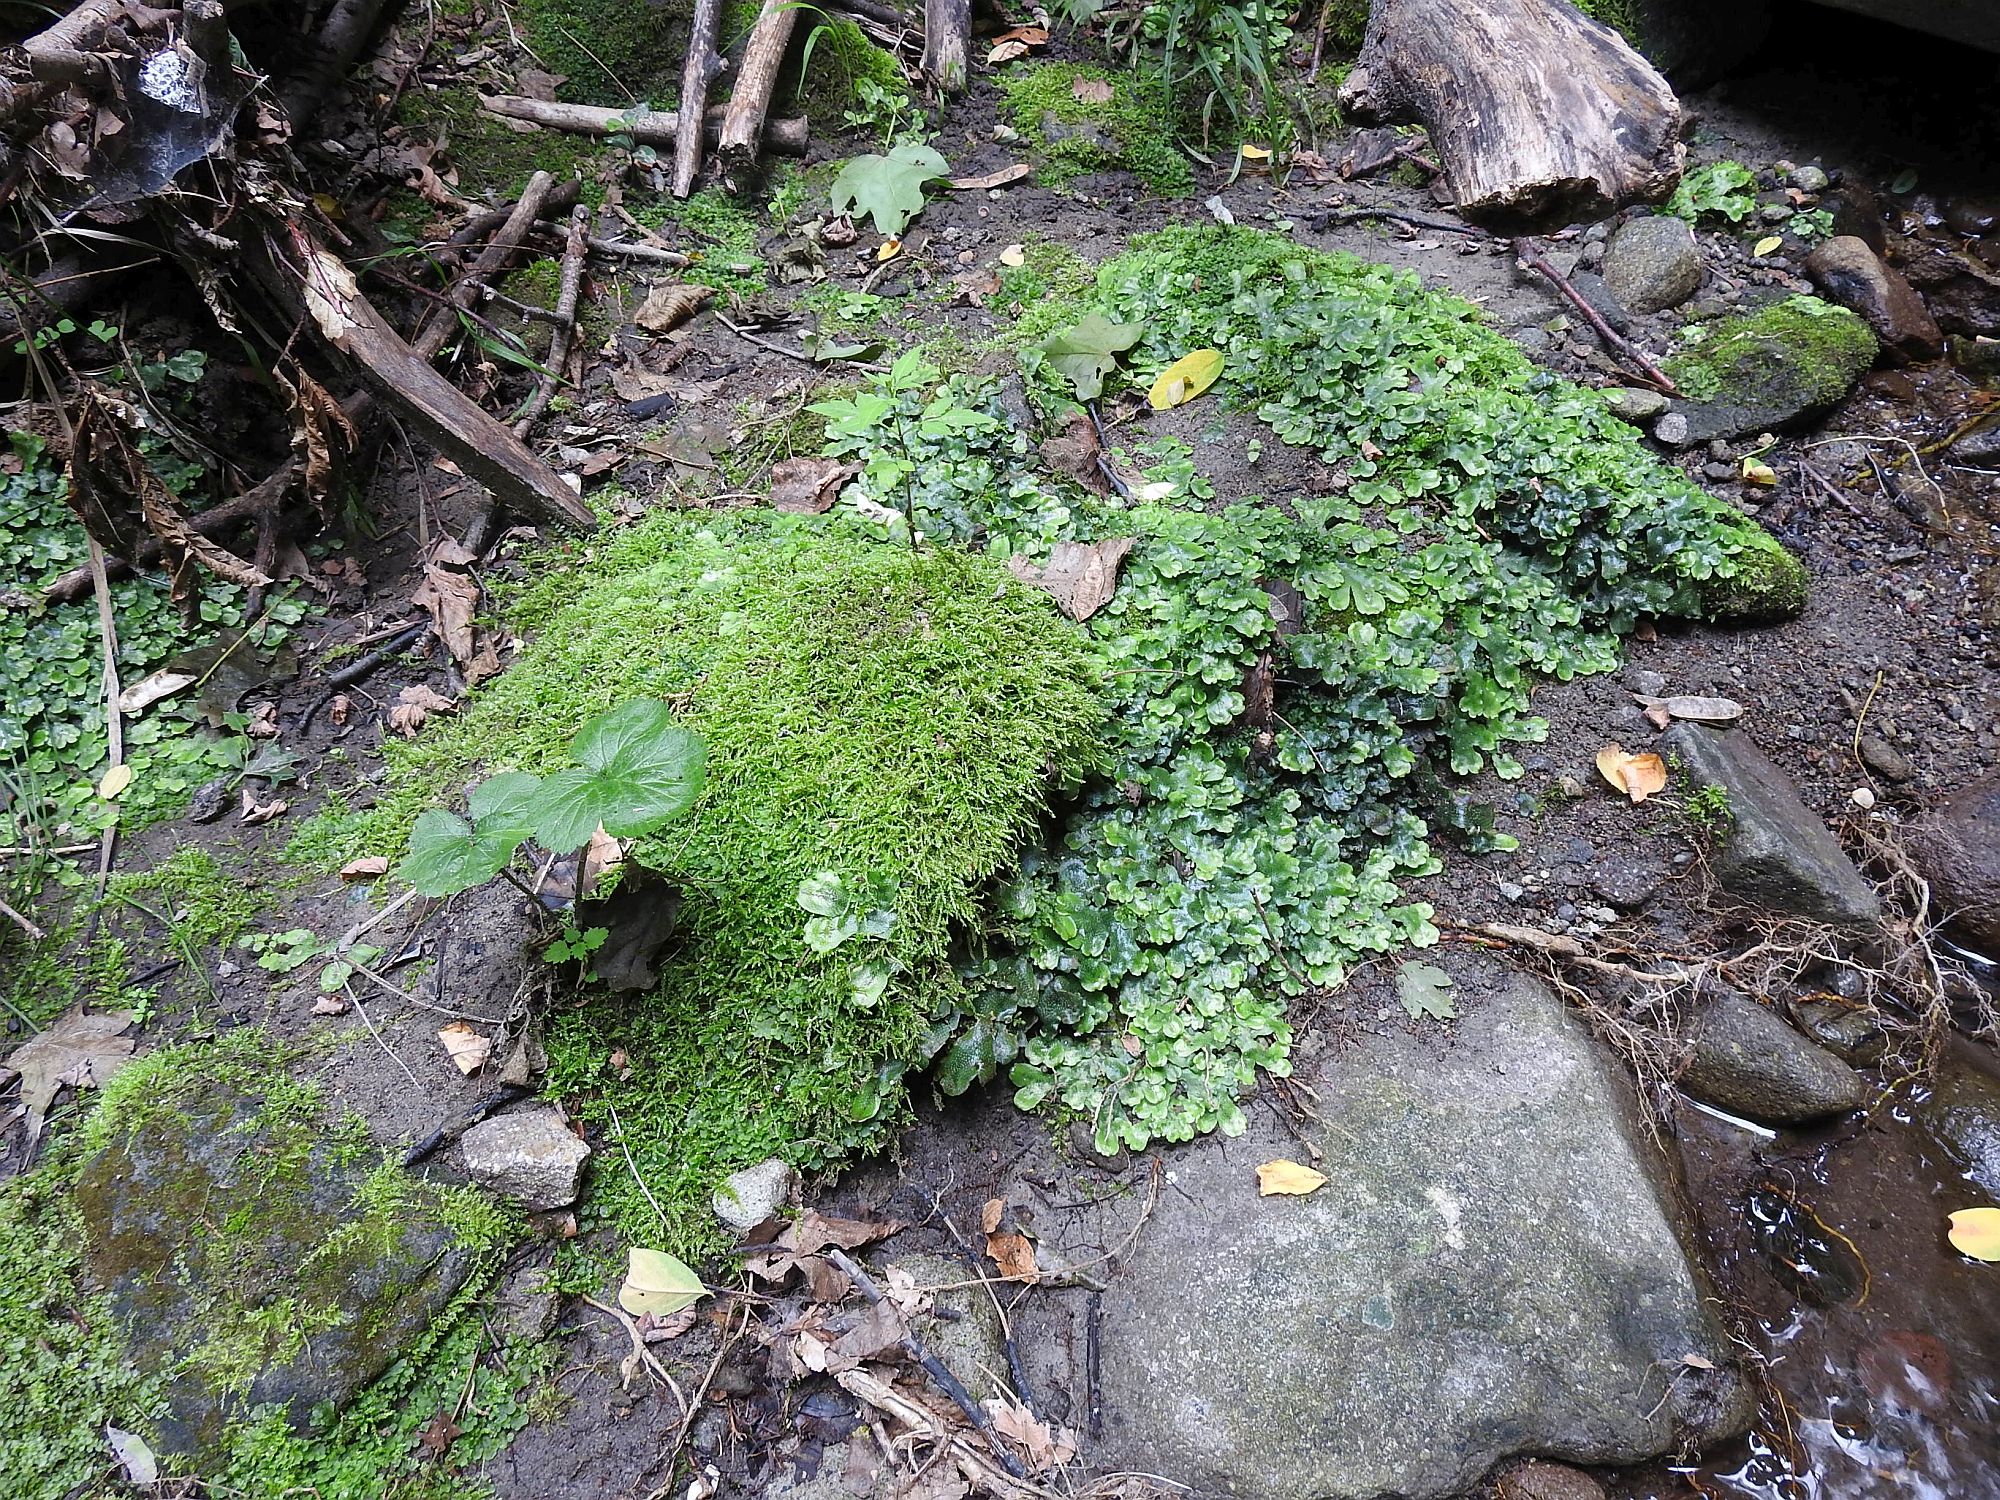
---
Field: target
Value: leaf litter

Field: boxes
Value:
[3,1007,136,1146]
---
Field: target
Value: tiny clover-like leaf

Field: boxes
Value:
[536,700,707,854]
[400,808,517,897]
[798,872,846,917]
[1040,314,1145,401]
[830,142,950,236]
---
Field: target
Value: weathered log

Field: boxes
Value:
[411,169,560,361]
[920,0,969,91]
[279,0,401,130]
[258,221,594,531]
[1337,0,1684,230]
[717,0,800,170]
[673,0,726,196]
[479,95,810,155]
[511,202,589,435]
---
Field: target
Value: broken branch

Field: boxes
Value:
[479,96,810,156]
[719,0,800,172]
[1512,236,1680,396]
[673,0,726,196]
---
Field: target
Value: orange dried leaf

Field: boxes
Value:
[1595,743,1667,803]
[1256,1159,1328,1196]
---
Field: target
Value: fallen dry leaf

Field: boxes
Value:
[411,535,481,667]
[984,1397,1077,1473]
[744,1209,905,1282]
[998,243,1026,267]
[243,702,280,739]
[1256,1159,1328,1196]
[340,856,390,881]
[388,683,458,739]
[980,1196,1005,1234]
[117,668,197,715]
[1008,537,1134,621]
[239,791,289,825]
[1072,76,1114,104]
[3,1007,136,1147]
[1632,693,1743,726]
[1948,1206,2000,1261]
[986,38,1031,63]
[986,1228,1040,1283]
[329,693,352,727]
[311,994,350,1015]
[770,456,857,514]
[1595,743,1668,803]
[635,281,716,335]
[438,1021,492,1074]
[950,163,1034,192]
[97,764,133,800]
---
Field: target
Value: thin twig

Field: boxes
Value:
[0,896,46,940]
[580,1294,690,1415]
[1511,237,1679,396]
[342,980,422,1086]
[608,1100,673,1232]
[643,1300,749,1500]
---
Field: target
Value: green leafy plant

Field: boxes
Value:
[830,142,950,234]
[1666,160,1758,224]
[1790,207,1836,243]
[1683,780,1735,837]
[1038,314,1145,401]
[399,701,706,897]
[543,922,609,965]
[797,870,899,953]
[839,75,925,146]
[238,927,330,974]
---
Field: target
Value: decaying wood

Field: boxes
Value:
[279,0,401,130]
[481,95,810,156]
[447,177,582,252]
[833,1367,1045,1500]
[1337,0,1684,229]
[920,0,970,92]
[718,0,801,171]
[260,221,594,530]
[412,168,561,361]
[511,202,589,435]
[673,0,726,196]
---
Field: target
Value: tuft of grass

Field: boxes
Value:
[356,513,1103,1250]
[999,62,1194,196]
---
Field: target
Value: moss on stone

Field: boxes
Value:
[518,0,690,102]
[1687,525,1809,623]
[999,62,1193,196]
[1665,295,1877,406]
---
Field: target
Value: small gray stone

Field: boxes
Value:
[1790,165,1830,194]
[1499,1459,1611,1500]
[1950,420,2000,466]
[1604,386,1670,424]
[461,1107,591,1210]
[1603,215,1705,314]
[1662,723,1882,926]
[1758,203,1795,224]
[494,1265,563,1341]
[1919,1057,2000,1194]
[1904,770,2000,951]
[1653,411,1692,447]
[1791,999,1888,1065]
[1575,239,1606,271]
[1624,667,1669,697]
[1589,851,1669,910]
[713,1156,797,1233]
[1680,986,1868,1123]
[1857,734,1915,783]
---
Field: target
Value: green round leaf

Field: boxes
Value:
[468,770,545,845]
[536,701,707,852]
[617,1247,707,1317]
[399,808,514,897]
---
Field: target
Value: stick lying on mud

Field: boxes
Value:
[512,203,591,436]
[1512,237,1680,396]
[480,95,810,156]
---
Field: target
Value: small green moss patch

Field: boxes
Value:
[1666,294,1877,406]
[1000,62,1194,196]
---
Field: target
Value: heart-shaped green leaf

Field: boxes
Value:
[617,1246,707,1317]
[830,142,950,236]
[1040,314,1145,400]
[469,770,544,845]
[535,700,707,853]
[400,808,521,896]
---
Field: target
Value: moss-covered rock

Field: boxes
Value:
[1689,527,1808,623]
[67,1034,506,1460]
[1664,294,1878,443]
[999,62,1193,196]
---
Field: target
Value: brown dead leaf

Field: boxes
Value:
[1631,693,1744,726]
[329,693,352,726]
[389,683,458,738]
[745,1209,904,1282]
[239,791,289,825]
[986,39,1031,63]
[579,828,625,900]
[417,1410,461,1457]
[438,1022,492,1074]
[986,1229,1039,1283]
[1039,410,1104,489]
[411,537,481,666]
[635,282,716,335]
[1008,537,1134,621]
[340,856,390,881]
[832,1299,908,1362]
[311,994,350,1015]
[293,371,358,507]
[770,456,858,514]
[1072,76,1114,104]
[801,1255,853,1303]
[949,163,1034,192]
[3,1007,136,1147]
[640,1305,700,1342]
[951,267,1002,306]
[983,1398,1076,1473]
[1256,1159,1328,1196]
[1595,744,1668,803]
[980,1196,1005,1234]
[243,702,280,739]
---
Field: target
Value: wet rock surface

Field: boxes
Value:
[1806,235,1944,363]
[1918,1056,2000,1195]
[459,1106,590,1209]
[73,1081,477,1458]
[1662,723,1881,926]
[1093,959,1750,1500]
[1905,771,2000,951]
[1680,985,1868,1123]
[1663,295,1878,443]
[1603,214,1704,314]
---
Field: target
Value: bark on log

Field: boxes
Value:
[673,0,725,197]
[279,0,400,131]
[411,169,559,361]
[1337,0,1684,231]
[717,0,800,171]
[480,95,809,155]
[920,0,969,92]
[258,222,595,531]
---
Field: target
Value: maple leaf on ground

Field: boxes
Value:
[4,1007,136,1146]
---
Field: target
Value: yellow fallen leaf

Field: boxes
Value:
[97,764,133,800]
[999,243,1026,267]
[876,237,902,263]
[1753,235,1783,257]
[1256,1159,1327,1196]
[619,1246,708,1316]
[437,1022,491,1074]
[1948,1206,2000,1261]
[1742,457,1777,486]
[1148,348,1224,410]
[1595,743,1668,803]
[1240,144,1271,160]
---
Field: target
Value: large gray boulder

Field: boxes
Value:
[1603,215,1705,314]
[73,1066,481,1459]
[1904,771,2000,952]
[1679,985,1868,1123]
[1093,959,1751,1500]
[1663,723,1882,926]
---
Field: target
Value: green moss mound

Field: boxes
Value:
[792,15,908,125]
[1665,294,1878,407]
[999,62,1194,196]
[518,0,688,101]
[367,514,1102,1247]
